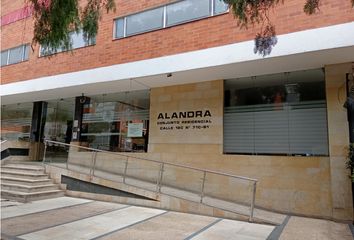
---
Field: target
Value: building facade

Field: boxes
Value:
[1,0,354,220]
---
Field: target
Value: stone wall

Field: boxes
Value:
[65,69,353,220]
[146,80,334,219]
[325,63,353,220]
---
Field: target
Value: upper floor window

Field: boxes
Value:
[114,0,228,39]
[40,30,96,56]
[166,0,210,26]
[125,8,164,36]
[1,44,29,67]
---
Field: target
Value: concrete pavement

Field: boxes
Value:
[1,197,353,240]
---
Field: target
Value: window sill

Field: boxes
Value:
[1,59,29,68]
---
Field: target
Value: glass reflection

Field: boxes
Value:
[1,103,33,141]
[82,90,150,152]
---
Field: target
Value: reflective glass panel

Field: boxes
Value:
[8,46,23,64]
[1,50,8,66]
[115,18,125,38]
[40,30,95,56]
[23,44,29,61]
[1,103,33,141]
[167,0,210,26]
[224,69,328,156]
[44,98,75,143]
[70,30,96,49]
[82,90,150,152]
[214,0,228,14]
[126,7,164,36]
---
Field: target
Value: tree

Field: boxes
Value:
[224,0,354,56]
[29,0,115,52]
[28,0,353,56]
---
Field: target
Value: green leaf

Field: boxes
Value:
[30,0,115,54]
[304,0,320,15]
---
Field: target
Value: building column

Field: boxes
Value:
[72,95,90,145]
[29,101,47,160]
[325,63,353,221]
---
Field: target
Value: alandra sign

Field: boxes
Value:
[157,110,212,119]
[157,110,213,131]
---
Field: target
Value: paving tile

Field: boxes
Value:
[190,219,274,240]
[1,201,127,236]
[1,199,23,208]
[1,197,92,219]
[279,216,353,240]
[203,196,286,225]
[97,211,217,240]
[19,206,166,240]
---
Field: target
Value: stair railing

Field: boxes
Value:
[43,139,258,222]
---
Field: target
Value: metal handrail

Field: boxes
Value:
[44,140,257,182]
[43,139,258,221]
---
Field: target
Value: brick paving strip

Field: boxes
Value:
[1,201,128,237]
[266,215,291,240]
[95,212,221,240]
[18,206,165,240]
[1,197,92,219]
[94,211,275,240]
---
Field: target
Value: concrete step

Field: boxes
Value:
[1,177,53,186]
[1,189,65,203]
[1,183,60,193]
[2,162,43,168]
[1,165,45,174]
[0,170,49,180]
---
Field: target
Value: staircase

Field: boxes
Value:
[1,163,65,202]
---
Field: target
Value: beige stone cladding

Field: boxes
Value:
[1,140,30,163]
[65,75,353,220]
[149,80,223,147]
[146,79,340,220]
[325,63,353,221]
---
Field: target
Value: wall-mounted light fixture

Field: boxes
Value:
[79,93,87,104]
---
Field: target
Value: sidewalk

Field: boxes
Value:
[1,197,353,240]
[278,216,353,240]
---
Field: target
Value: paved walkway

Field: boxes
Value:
[1,197,353,240]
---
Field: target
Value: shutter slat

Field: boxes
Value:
[224,101,328,155]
